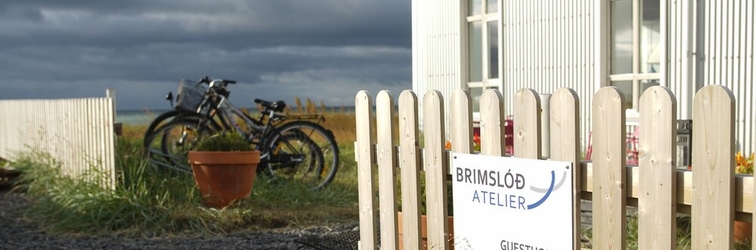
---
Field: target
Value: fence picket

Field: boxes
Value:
[355,90,378,249]
[548,87,581,250]
[422,90,450,249]
[591,86,627,250]
[638,86,677,249]
[356,86,751,249]
[514,88,542,159]
[376,91,399,250]
[398,90,422,250]
[479,89,505,156]
[450,89,473,155]
[692,85,736,249]
[0,95,115,188]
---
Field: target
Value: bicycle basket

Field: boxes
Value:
[175,79,207,112]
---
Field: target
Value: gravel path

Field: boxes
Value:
[0,189,359,250]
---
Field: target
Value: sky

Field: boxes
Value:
[0,0,412,110]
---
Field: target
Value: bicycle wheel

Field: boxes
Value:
[144,118,215,173]
[142,110,182,148]
[262,121,339,190]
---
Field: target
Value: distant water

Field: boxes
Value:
[115,110,170,125]
[115,106,355,125]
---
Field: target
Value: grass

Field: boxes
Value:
[580,212,751,250]
[10,110,359,236]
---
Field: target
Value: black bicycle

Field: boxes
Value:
[143,77,339,190]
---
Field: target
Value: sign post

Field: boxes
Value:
[452,153,574,250]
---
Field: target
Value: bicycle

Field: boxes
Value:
[144,77,340,190]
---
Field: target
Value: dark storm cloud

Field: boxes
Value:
[0,0,411,109]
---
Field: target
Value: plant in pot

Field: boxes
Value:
[396,175,454,250]
[188,132,260,208]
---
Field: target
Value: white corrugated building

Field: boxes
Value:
[412,0,754,155]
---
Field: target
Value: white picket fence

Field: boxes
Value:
[0,90,116,189]
[355,85,754,249]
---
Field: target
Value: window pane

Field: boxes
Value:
[611,0,632,74]
[470,86,483,112]
[611,81,633,110]
[487,0,498,13]
[488,20,499,79]
[469,21,483,82]
[469,0,482,15]
[641,0,661,73]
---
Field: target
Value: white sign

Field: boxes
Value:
[452,153,574,250]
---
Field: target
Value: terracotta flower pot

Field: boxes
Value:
[397,211,454,250]
[734,221,752,243]
[188,150,260,208]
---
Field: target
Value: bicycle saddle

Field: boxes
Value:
[254,99,287,112]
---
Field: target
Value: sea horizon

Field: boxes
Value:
[115,106,357,125]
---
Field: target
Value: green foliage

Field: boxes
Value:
[397,174,454,216]
[193,132,252,152]
[10,136,358,236]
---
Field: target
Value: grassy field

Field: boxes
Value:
[12,110,360,236]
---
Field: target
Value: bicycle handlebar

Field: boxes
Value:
[199,76,236,85]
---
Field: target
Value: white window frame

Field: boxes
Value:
[609,0,662,110]
[465,0,502,112]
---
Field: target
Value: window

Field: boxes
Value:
[467,0,501,112]
[610,0,661,110]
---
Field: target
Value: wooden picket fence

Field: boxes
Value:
[355,85,754,249]
[0,91,116,189]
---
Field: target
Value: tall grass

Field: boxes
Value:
[13,109,360,236]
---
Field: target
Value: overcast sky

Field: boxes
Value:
[0,0,411,110]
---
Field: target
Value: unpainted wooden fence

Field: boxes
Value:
[355,85,754,249]
[0,90,116,189]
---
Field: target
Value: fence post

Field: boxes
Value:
[514,88,542,159]
[399,90,422,250]
[423,90,449,249]
[548,87,581,250]
[377,91,399,249]
[692,85,735,249]
[479,89,505,156]
[355,90,378,249]
[638,86,677,249]
[592,86,627,250]
[450,89,473,155]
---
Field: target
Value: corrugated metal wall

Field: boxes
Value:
[668,0,755,153]
[412,0,464,132]
[667,0,696,120]
[700,0,755,154]
[501,0,596,150]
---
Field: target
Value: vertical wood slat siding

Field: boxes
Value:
[501,0,595,151]
[0,94,115,188]
[357,86,753,249]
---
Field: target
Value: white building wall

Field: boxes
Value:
[413,0,755,154]
[501,0,597,150]
[668,0,755,153]
[412,0,464,135]
[698,0,755,154]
